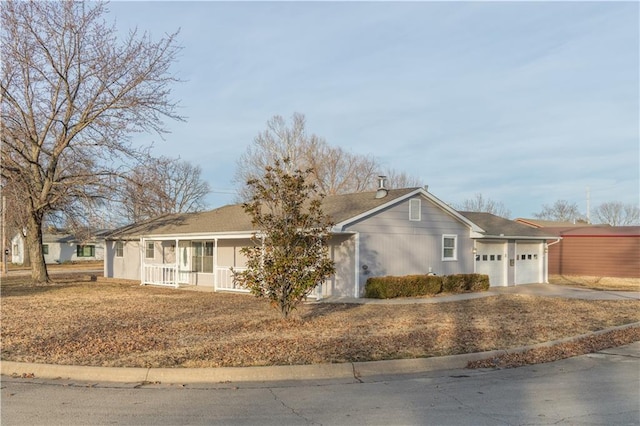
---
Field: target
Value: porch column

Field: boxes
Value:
[175,238,179,286]
[214,238,218,290]
[140,237,145,285]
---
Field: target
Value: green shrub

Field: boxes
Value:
[365,273,489,299]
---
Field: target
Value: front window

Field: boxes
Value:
[192,241,214,273]
[42,244,49,255]
[442,235,457,261]
[115,241,124,258]
[145,242,155,259]
[77,245,95,258]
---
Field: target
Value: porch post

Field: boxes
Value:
[140,237,145,285]
[175,238,179,286]
[214,238,218,291]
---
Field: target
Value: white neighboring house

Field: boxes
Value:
[10,229,109,265]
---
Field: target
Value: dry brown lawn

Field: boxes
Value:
[2,273,639,369]
[549,274,640,291]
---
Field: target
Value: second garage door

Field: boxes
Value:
[515,242,543,284]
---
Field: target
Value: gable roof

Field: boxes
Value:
[108,187,482,239]
[459,212,558,239]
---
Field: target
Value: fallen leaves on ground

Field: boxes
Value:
[1,274,639,368]
[467,327,640,369]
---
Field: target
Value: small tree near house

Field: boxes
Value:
[233,159,336,319]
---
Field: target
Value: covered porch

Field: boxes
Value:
[140,234,253,293]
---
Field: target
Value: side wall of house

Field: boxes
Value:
[105,240,141,281]
[549,235,640,278]
[344,195,473,296]
[323,234,357,298]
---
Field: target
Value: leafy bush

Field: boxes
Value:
[365,273,490,299]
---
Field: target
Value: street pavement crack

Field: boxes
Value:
[268,387,320,425]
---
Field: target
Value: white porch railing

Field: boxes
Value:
[143,264,179,288]
[216,267,249,292]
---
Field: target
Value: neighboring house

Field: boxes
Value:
[105,187,558,298]
[517,219,640,278]
[11,229,109,265]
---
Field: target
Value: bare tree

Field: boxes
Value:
[593,202,640,226]
[534,200,583,223]
[456,193,512,218]
[234,113,421,199]
[384,169,423,191]
[1,1,183,283]
[120,156,210,223]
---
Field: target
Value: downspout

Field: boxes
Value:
[544,238,561,283]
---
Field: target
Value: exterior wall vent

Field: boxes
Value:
[375,175,388,199]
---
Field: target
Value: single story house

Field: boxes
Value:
[11,229,109,265]
[105,187,558,298]
[516,219,640,278]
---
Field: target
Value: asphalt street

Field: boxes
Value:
[2,342,639,425]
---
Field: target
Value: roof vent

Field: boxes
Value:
[375,175,388,199]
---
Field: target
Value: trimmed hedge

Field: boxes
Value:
[442,274,490,293]
[364,273,490,299]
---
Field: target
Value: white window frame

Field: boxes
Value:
[442,234,458,261]
[115,241,124,258]
[409,199,421,221]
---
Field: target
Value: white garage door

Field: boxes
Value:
[475,242,507,287]
[515,242,542,284]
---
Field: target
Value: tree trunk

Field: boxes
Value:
[26,213,48,284]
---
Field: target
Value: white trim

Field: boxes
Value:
[135,231,255,241]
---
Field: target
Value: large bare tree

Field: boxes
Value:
[593,202,640,226]
[1,1,183,283]
[120,156,210,223]
[234,113,421,199]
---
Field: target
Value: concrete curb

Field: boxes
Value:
[3,322,638,384]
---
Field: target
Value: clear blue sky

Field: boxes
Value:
[107,1,639,219]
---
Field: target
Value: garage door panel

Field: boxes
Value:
[476,242,506,287]
[515,242,542,284]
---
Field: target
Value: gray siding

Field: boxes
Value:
[106,240,141,281]
[344,196,474,294]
